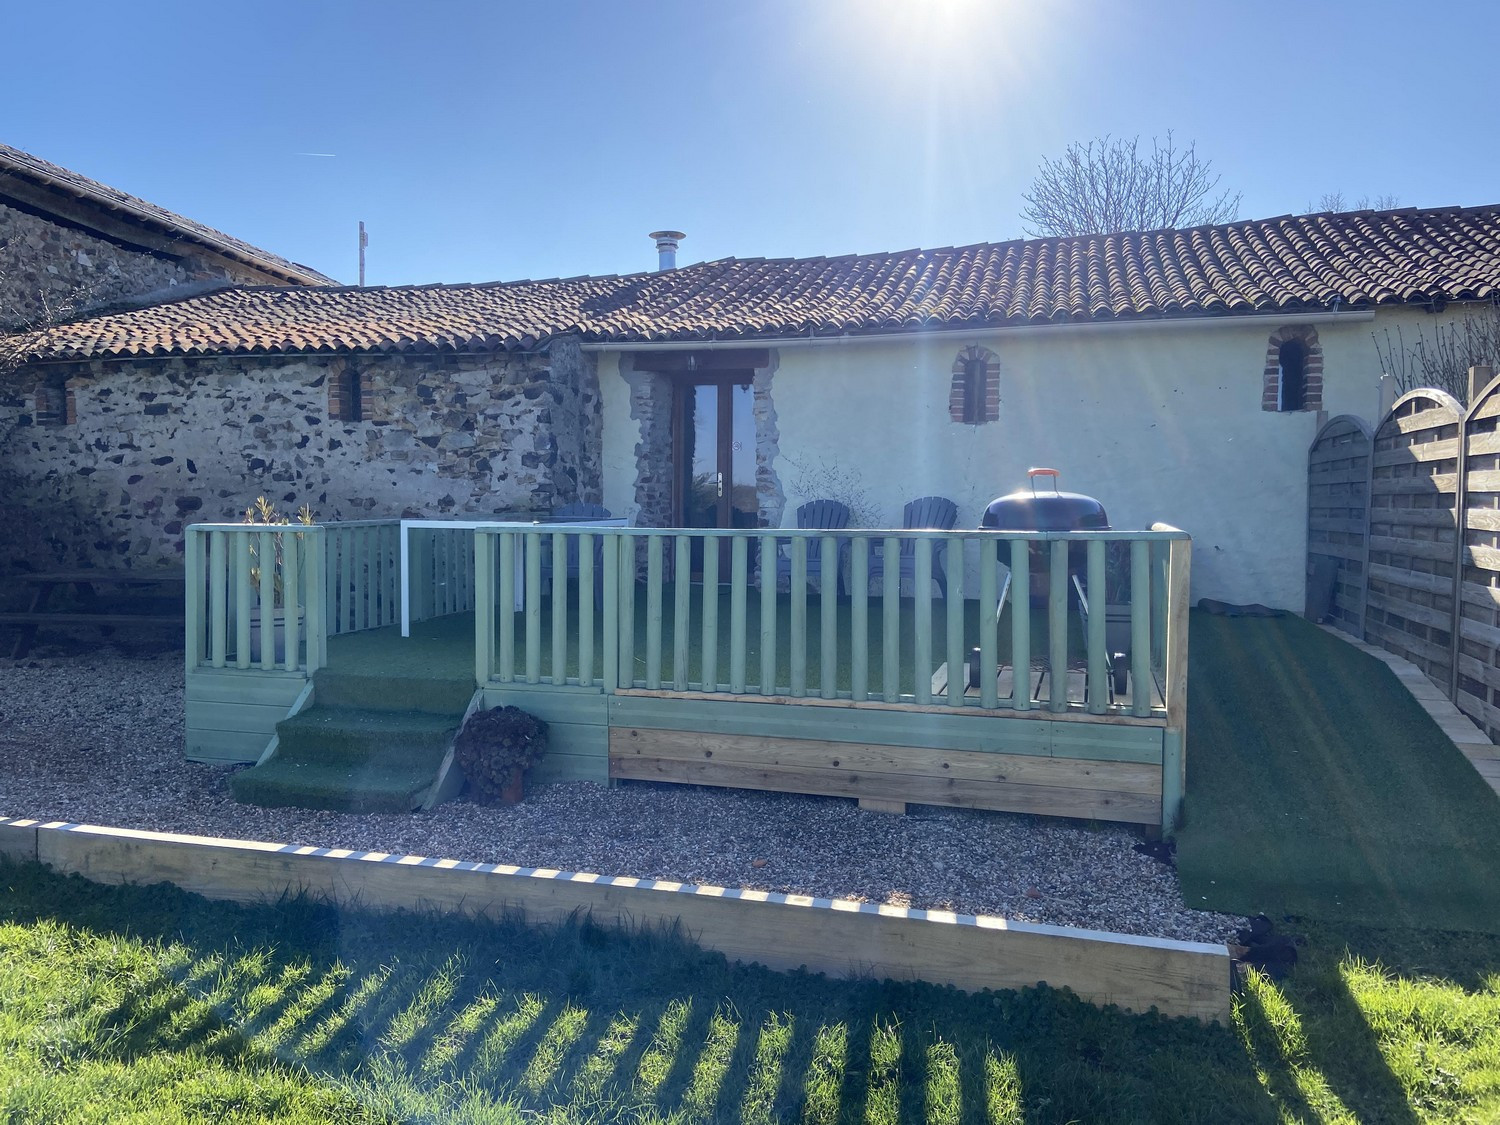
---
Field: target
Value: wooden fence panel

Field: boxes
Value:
[1364,390,1463,689]
[1458,372,1500,740]
[1306,415,1372,636]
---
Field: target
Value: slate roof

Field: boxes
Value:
[0,142,336,287]
[24,204,1500,361]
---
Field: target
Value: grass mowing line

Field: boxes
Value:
[1177,611,1500,930]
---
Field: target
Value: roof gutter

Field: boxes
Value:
[579,309,1374,352]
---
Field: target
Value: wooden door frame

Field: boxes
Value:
[670,372,755,528]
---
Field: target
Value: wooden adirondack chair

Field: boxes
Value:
[867,496,958,597]
[775,499,852,594]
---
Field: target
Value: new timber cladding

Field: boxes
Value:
[484,685,1166,827]
[1307,415,1372,634]
[1365,390,1463,688]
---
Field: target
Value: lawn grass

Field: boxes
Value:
[1176,611,1500,932]
[3,860,1498,1123]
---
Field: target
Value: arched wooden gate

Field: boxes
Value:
[1364,390,1463,689]
[1306,415,1372,636]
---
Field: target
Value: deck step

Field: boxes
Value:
[313,670,474,715]
[229,755,441,813]
[274,707,459,761]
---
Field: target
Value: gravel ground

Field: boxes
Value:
[0,645,1242,943]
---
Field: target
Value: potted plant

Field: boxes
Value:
[243,496,314,663]
[452,705,549,805]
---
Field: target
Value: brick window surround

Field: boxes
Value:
[950,346,1000,424]
[1262,326,1323,412]
[328,364,371,422]
[33,377,75,426]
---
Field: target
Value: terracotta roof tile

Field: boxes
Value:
[23,205,1500,361]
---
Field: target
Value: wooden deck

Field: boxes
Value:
[183,522,1192,833]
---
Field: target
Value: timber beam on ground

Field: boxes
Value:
[0,817,1231,1024]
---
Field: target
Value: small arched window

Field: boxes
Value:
[330,365,364,422]
[949,346,1000,424]
[1278,339,1307,411]
[1262,326,1322,413]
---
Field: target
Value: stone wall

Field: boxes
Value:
[0,201,272,330]
[0,340,601,571]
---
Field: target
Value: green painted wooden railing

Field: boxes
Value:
[323,520,402,637]
[185,524,328,674]
[405,525,477,626]
[472,526,1191,723]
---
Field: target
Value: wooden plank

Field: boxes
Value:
[257,530,275,671]
[610,744,1161,824]
[1130,541,1152,718]
[498,532,515,682]
[579,533,596,687]
[282,532,300,673]
[1048,541,1068,714]
[758,533,776,694]
[602,533,618,690]
[883,536,900,702]
[851,538,869,701]
[1086,540,1107,715]
[610,727,1164,793]
[473,533,495,684]
[1368,562,1451,595]
[303,530,325,673]
[673,535,690,691]
[184,530,204,669]
[528,532,545,685]
[1365,590,1454,631]
[730,536,748,693]
[1050,722,1165,764]
[1369,475,1458,496]
[645,534,663,691]
[188,669,307,706]
[1371,438,1460,467]
[234,534,252,670]
[915,540,934,705]
[186,699,301,732]
[1161,728,1183,833]
[1011,540,1031,710]
[1163,536,1190,807]
[1467,470,1500,493]
[699,536,718,692]
[185,729,278,763]
[13,819,1230,1022]
[1368,535,1455,563]
[620,536,637,685]
[821,533,838,701]
[790,538,807,697]
[1465,508,1500,533]
[555,532,570,687]
[946,535,965,710]
[979,545,999,710]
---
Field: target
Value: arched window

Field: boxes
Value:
[1262,327,1322,413]
[949,346,1000,424]
[330,365,364,422]
[1278,338,1307,411]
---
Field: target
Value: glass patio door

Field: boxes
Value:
[678,377,756,572]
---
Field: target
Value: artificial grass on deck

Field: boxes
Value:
[327,586,1086,697]
[1176,611,1500,933]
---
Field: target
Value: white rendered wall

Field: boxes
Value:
[596,306,1457,609]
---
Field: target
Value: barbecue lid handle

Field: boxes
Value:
[1027,467,1061,495]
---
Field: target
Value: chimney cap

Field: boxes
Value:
[649,230,686,242]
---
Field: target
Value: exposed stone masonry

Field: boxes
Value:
[0,340,602,571]
[0,201,266,330]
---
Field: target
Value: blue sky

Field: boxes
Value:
[7,0,1498,286]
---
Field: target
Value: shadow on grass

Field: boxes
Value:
[1,858,1289,1123]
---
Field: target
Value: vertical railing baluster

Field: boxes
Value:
[1048,539,1069,713]
[850,537,869,701]
[790,537,808,697]
[525,531,542,683]
[1131,539,1152,716]
[946,535,965,707]
[552,530,568,685]
[325,526,338,632]
[1011,539,1031,710]
[209,530,228,669]
[819,533,838,699]
[498,531,515,682]
[673,535,691,690]
[619,536,637,687]
[701,534,719,691]
[303,528,326,673]
[354,526,368,632]
[759,533,777,694]
[258,529,275,670]
[474,531,495,685]
[1086,538,1107,714]
[579,533,595,687]
[882,535,900,702]
[602,532,619,690]
[730,535,748,693]
[462,528,474,612]
[979,537,999,708]
[1152,541,1168,676]
[367,524,380,626]
[184,529,204,670]
[1163,534,1192,831]
[914,537,933,705]
[645,534,664,690]
[342,526,355,633]
[234,533,252,670]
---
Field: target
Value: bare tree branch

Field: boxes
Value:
[1308,192,1401,213]
[1373,302,1500,403]
[1020,132,1241,238]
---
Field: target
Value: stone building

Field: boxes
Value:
[0,141,333,331]
[8,204,1500,607]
